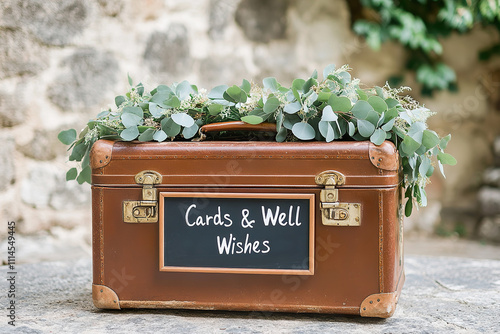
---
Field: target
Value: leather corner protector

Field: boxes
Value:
[369,141,399,171]
[90,140,114,169]
[92,284,121,310]
[360,291,398,318]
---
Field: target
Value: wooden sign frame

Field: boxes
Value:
[159,192,315,275]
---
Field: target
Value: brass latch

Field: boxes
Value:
[315,170,361,226]
[123,170,162,223]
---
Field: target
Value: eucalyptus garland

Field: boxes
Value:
[58,64,456,216]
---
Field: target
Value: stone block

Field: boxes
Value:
[143,23,191,79]
[21,163,60,209]
[0,88,26,127]
[478,216,500,242]
[208,0,238,40]
[483,168,500,188]
[21,0,90,46]
[0,29,48,79]
[18,129,63,161]
[97,0,124,17]
[235,0,288,43]
[478,187,500,216]
[0,137,15,191]
[494,136,500,167]
[48,48,119,111]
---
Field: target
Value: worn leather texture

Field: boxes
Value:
[90,140,404,317]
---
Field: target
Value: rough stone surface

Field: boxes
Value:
[0,29,48,79]
[208,0,238,40]
[235,0,288,43]
[478,187,500,216]
[20,163,60,209]
[48,48,119,111]
[478,216,500,243]
[1,255,499,333]
[199,56,248,87]
[143,24,191,79]
[18,129,63,161]
[0,88,26,127]
[483,168,500,188]
[495,136,500,167]
[97,0,124,17]
[20,0,91,46]
[0,137,15,191]
[49,180,91,211]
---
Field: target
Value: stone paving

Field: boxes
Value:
[1,254,499,333]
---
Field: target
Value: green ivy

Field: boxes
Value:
[350,0,500,95]
[58,64,456,216]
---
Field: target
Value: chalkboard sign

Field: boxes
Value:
[159,192,315,275]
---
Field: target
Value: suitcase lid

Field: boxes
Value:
[90,140,400,188]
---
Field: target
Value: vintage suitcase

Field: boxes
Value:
[90,122,405,318]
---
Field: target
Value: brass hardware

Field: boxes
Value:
[123,171,162,223]
[315,170,361,226]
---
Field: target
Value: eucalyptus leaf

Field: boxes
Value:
[208,85,229,99]
[115,95,126,107]
[76,166,91,185]
[283,114,301,130]
[401,135,421,156]
[66,168,78,181]
[348,122,356,136]
[318,91,332,102]
[408,122,426,144]
[208,104,224,115]
[150,91,171,105]
[405,198,413,217]
[164,95,181,108]
[121,113,142,128]
[284,101,301,114]
[321,105,338,122]
[351,100,373,119]
[264,97,281,114]
[368,96,388,113]
[161,117,181,137]
[58,129,77,145]
[370,128,386,145]
[122,106,143,117]
[182,123,199,139]
[385,98,399,109]
[171,113,195,127]
[303,77,317,92]
[149,103,163,118]
[241,79,251,94]
[292,122,315,140]
[176,80,194,100]
[438,160,446,178]
[69,142,87,161]
[276,126,287,142]
[322,64,336,79]
[153,130,168,142]
[381,118,396,131]
[318,120,329,138]
[328,95,352,112]
[357,89,368,101]
[138,128,156,142]
[357,119,376,137]
[419,156,431,176]
[440,134,452,149]
[241,115,264,125]
[422,130,440,149]
[437,152,457,165]
[292,78,305,92]
[120,126,139,141]
[263,77,280,92]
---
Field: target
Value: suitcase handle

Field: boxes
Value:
[198,121,277,140]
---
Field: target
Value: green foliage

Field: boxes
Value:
[58,64,455,216]
[351,0,500,94]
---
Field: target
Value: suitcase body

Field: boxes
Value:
[90,139,404,318]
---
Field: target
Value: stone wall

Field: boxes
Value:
[1,0,500,241]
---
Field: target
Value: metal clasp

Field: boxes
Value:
[123,170,162,223]
[315,170,361,226]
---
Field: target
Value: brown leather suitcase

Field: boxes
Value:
[90,124,404,318]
